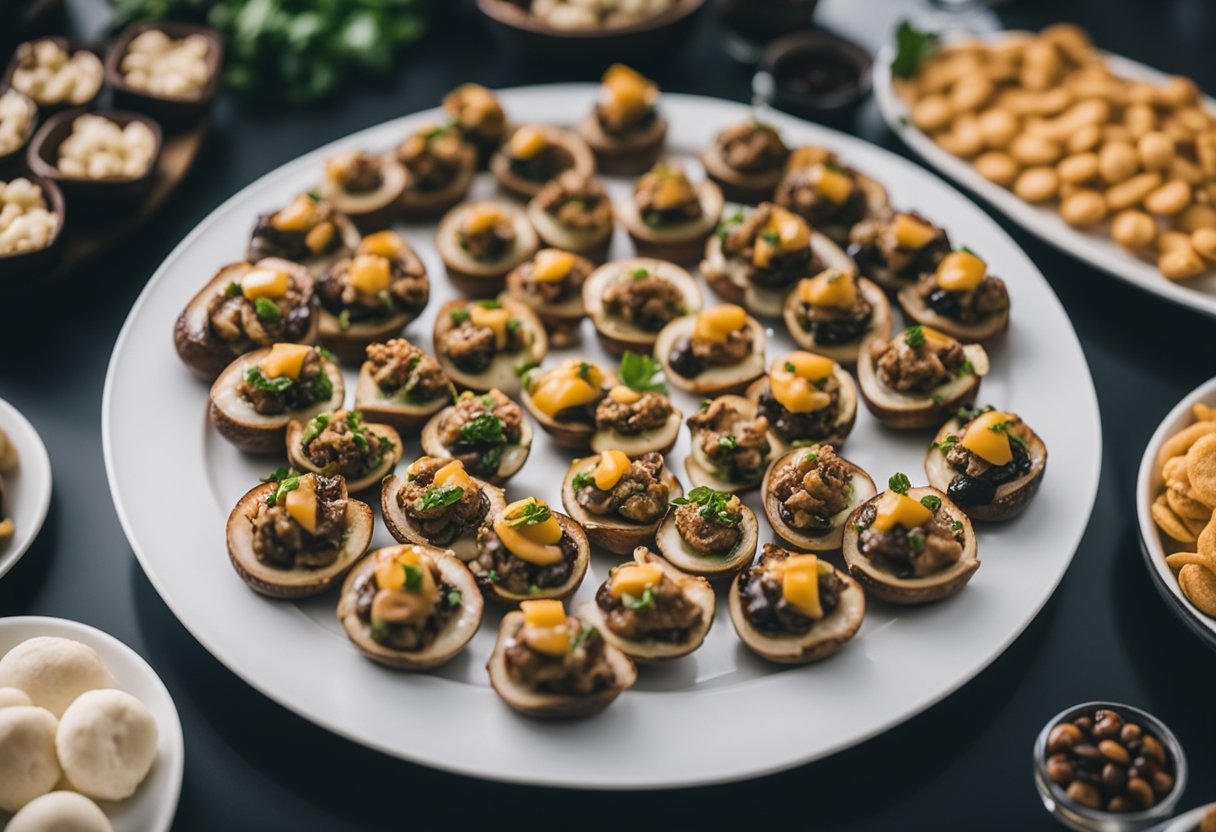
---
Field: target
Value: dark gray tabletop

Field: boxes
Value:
[2,1,1215,829]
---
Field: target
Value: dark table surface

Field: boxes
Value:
[3,0,1216,829]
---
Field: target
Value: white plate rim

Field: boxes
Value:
[101,85,1103,789]
[0,397,53,581]
[0,615,184,830]
[872,37,1216,320]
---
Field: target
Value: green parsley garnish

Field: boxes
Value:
[306,189,321,201]
[888,472,912,494]
[446,590,462,606]
[698,399,710,412]
[450,307,470,324]
[260,467,297,484]
[784,361,796,372]
[253,297,282,321]
[803,451,819,465]
[623,586,655,612]
[487,569,500,584]
[761,230,781,245]
[528,584,542,597]
[619,351,667,395]
[951,520,964,532]
[266,474,301,506]
[415,484,464,512]
[577,362,595,383]
[631,268,649,281]
[377,290,396,314]
[570,625,597,651]
[931,394,945,405]
[955,358,974,377]
[572,471,595,491]
[935,435,958,453]
[891,20,939,79]
[244,366,293,394]
[907,531,926,553]
[920,494,942,511]
[301,412,330,447]
[718,434,739,451]
[514,357,539,377]
[507,500,551,528]
[403,563,424,592]
[225,281,242,297]
[671,486,739,527]
[335,309,350,331]
[716,210,745,240]
[989,418,1028,448]
[905,325,926,349]
[477,299,502,309]
[505,318,521,334]
[459,413,506,446]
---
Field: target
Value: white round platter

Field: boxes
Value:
[0,398,53,581]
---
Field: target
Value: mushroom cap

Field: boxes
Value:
[615,178,723,249]
[318,152,408,228]
[560,455,682,555]
[923,416,1048,522]
[856,338,989,430]
[700,138,785,203]
[896,283,1010,344]
[745,363,859,453]
[576,109,668,174]
[399,141,476,219]
[489,124,596,200]
[284,417,403,494]
[420,401,533,485]
[654,312,767,396]
[352,359,451,434]
[477,510,590,605]
[582,258,703,356]
[762,446,877,552]
[435,200,539,287]
[380,472,506,561]
[683,394,776,493]
[782,276,893,365]
[525,199,614,259]
[432,297,548,396]
[654,500,760,578]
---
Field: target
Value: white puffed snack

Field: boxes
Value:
[57,689,159,801]
[7,791,114,832]
[121,30,211,98]
[10,40,103,106]
[0,177,61,255]
[0,636,114,717]
[57,115,156,181]
[0,685,34,707]
[0,90,34,156]
[0,705,61,813]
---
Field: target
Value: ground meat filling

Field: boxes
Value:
[436,391,525,479]
[770,445,853,532]
[349,567,460,652]
[848,211,950,283]
[366,339,451,403]
[504,617,616,695]
[756,376,842,443]
[942,416,1033,506]
[438,310,529,374]
[476,523,577,596]
[240,349,330,415]
[250,475,346,569]
[722,204,817,290]
[740,546,843,635]
[534,172,613,232]
[687,400,771,484]
[507,141,573,183]
[329,151,383,194]
[596,98,657,137]
[670,324,755,379]
[856,501,964,579]
[249,197,345,263]
[398,128,468,191]
[870,334,967,396]
[916,272,1010,324]
[776,164,869,230]
[399,457,489,546]
[794,291,874,346]
[715,121,789,175]
[459,215,516,262]
[674,497,742,555]
[602,271,686,331]
[206,274,312,351]
[318,255,428,323]
[443,85,506,155]
[574,452,669,523]
[594,393,672,434]
[301,410,390,479]
[595,574,702,643]
[634,167,703,226]
[518,256,590,305]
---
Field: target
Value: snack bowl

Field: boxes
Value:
[2,38,104,115]
[0,90,39,174]
[104,22,224,125]
[0,175,66,285]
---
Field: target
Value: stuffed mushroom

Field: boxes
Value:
[774,146,889,245]
[782,268,892,365]
[352,338,455,433]
[420,389,532,484]
[317,149,408,230]
[616,162,723,264]
[490,124,596,200]
[655,303,766,396]
[396,122,477,219]
[442,82,508,168]
[655,485,759,577]
[247,191,360,276]
[525,172,615,263]
[897,248,1011,343]
[470,497,590,604]
[747,351,858,451]
[432,297,548,396]
[285,409,402,493]
[762,444,876,552]
[381,456,507,561]
[683,394,775,492]
[435,200,539,295]
[700,119,790,203]
[576,64,667,175]
[583,257,702,356]
[503,248,592,347]
[847,210,950,294]
[562,450,680,554]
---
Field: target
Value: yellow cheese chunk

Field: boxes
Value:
[240,268,291,301]
[260,343,312,380]
[602,63,655,122]
[778,555,824,619]
[284,475,318,535]
[769,352,836,414]
[494,498,564,566]
[305,220,335,254]
[464,205,504,235]
[532,249,576,283]
[508,126,548,160]
[271,193,316,232]
[520,599,571,655]
[608,385,642,404]
[960,410,1015,466]
[522,599,567,627]
[529,361,604,417]
[371,546,438,624]
[593,450,632,491]
[693,304,747,344]
[373,545,435,594]
[653,174,693,211]
[358,230,407,259]
[434,459,476,493]
[610,563,663,598]
[892,213,937,250]
[349,254,392,295]
[797,269,857,309]
[753,206,810,268]
[870,492,934,532]
[813,165,855,204]
[788,146,832,170]
[935,250,987,292]
[469,304,511,350]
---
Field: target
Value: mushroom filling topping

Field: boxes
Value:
[299,409,394,479]
[937,407,1033,506]
[366,338,451,403]
[324,150,384,194]
[871,325,972,396]
[595,64,659,136]
[319,250,428,326]
[714,120,789,175]
[437,390,525,479]
[573,451,669,524]
[534,171,613,232]
[506,601,616,695]
[398,124,468,191]
[440,300,531,374]
[848,210,950,282]
[596,563,703,643]
[916,249,1010,324]
[518,249,590,305]
[688,399,771,485]
[602,267,686,331]
[669,304,754,379]
[756,353,842,443]
[477,498,578,596]
[504,127,574,182]
[527,360,607,426]
[442,83,506,151]
[250,192,346,262]
[776,155,869,229]
[672,486,743,556]
[719,203,817,290]
[457,206,516,262]
[239,344,333,415]
[792,269,874,346]
[855,475,964,578]
[250,473,346,569]
[350,547,463,652]
[740,546,844,635]
[634,164,702,227]
[594,388,672,434]
[400,457,490,546]
[770,445,853,532]
[207,264,312,350]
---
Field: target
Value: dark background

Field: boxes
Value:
[2,0,1215,829]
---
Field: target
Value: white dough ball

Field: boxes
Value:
[56,689,159,801]
[0,637,115,717]
[0,705,62,813]
[0,685,34,707]
[7,791,114,832]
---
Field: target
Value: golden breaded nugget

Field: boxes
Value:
[1162,454,1188,483]
[1185,434,1216,505]
[1194,402,1216,422]
[1186,514,1212,536]
[1198,515,1216,560]
[1167,486,1212,521]
[1158,421,1216,468]
[1178,564,1216,617]
[1152,494,1197,543]
[1165,552,1209,572]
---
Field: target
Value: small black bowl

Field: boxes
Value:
[3,37,105,115]
[0,174,66,286]
[105,22,224,127]
[0,90,40,175]
[761,30,872,115]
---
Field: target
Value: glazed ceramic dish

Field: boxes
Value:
[0,616,184,831]
[103,86,1101,788]
[0,398,52,581]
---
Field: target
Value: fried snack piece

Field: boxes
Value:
[1185,433,1216,505]
[1152,494,1196,543]
[1157,421,1216,468]
[1178,563,1216,616]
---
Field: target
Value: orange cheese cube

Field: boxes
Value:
[522,599,567,628]
[304,220,335,254]
[532,249,576,283]
[778,554,824,619]
[349,254,392,295]
[608,385,642,404]
[260,343,311,380]
[270,193,317,232]
[813,165,855,204]
[602,63,655,122]
[693,304,747,343]
[494,498,564,565]
[508,126,547,159]
[284,476,318,534]
[240,268,291,300]
[434,460,475,493]
[769,352,836,414]
[610,563,663,598]
[892,213,937,249]
[797,269,857,309]
[529,361,603,417]
[463,205,504,235]
[593,450,632,491]
[469,304,511,350]
[870,492,934,532]
[960,410,1015,465]
[358,230,407,259]
[935,250,987,292]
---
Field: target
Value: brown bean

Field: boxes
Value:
[1107,796,1134,813]
[1111,209,1157,250]
[1011,133,1063,166]
[1126,103,1158,139]
[937,115,984,158]
[1073,743,1103,761]
[1047,754,1075,784]
[1128,777,1156,809]
[1060,190,1107,226]
[1098,739,1131,764]
[974,151,1021,187]
[1159,244,1206,280]
[912,95,953,132]
[1068,124,1103,154]
[1144,180,1192,216]
[1177,107,1212,133]
[1161,75,1200,108]
[1106,172,1163,211]
[1066,781,1102,809]
[1093,710,1124,737]
[1120,723,1143,744]
[1192,228,1216,260]
[978,108,1019,149]
[1141,735,1167,765]
[1074,716,1094,734]
[1169,156,1205,186]
[1197,131,1216,177]
[1048,723,1085,754]
[1103,124,1134,144]
[951,74,994,112]
[1157,230,1194,253]
[1138,131,1175,171]
[1099,141,1140,184]
[1127,82,1158,106]
[1058,152,1100,184]
[1014,166,1060,202]
[1178,204,1216,232]
[1152,770,1175,795]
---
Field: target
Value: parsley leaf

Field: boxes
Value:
[784,361,796,372]
[487,569,500,584]
[619,351,667,395]
[623,586,655,611]
[920,494,942,511]
[477,299,502,309]
[447,590,462,607]
[403,563,423,592]
[577,362,595,384]
[253,297,282,321]
[225,281,242,297]
[244,366,293,394]
[266,474,301,506]
[301,412,330,447]
[337,309,352,331]
[718,434,739,451]
[891,20,939,79]
[415,484,464,512]
[716,210,745,240]
[905,325,926,349]
[459,413,506,446]
[569,624,597,651]
[803,451,819,465]
[951,520,963,532]
[450,307,470,324]
[907,531,926,553]
[761,230,781,245]
[260,467,297,484]
[889,472,911,494]
[672,486,740,527]
[630,268,649,281]
[935,435,959,453]
[507,500,551,528]
[572,471,594,491]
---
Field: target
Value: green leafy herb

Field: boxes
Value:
[514,357,539,377]
[931,394,945,405]
[955,358,974,377]
[569,624,597,651]
[260,467,297,483]
[369,619,389,641]
[487,569,500,584]
[479,445,504,475]
[716,210,745,240]
[244,366,293,394]
[803,451,819,465]
[266,473,301,506]
[225,280,242,297]
[336,308,352,331]
[447,590,462,607]
[630,268,649,281]
[960,245,976,256]
[718,434,739,451]
[528,584,542,597]
[907,531,926,553]
[577,362,595,384]
[888,472,911,494]
[306,189,321,202]
[415,484,464,512]
[898,115,909,127]
[301,412,330,447]
[853,523,865,534]
[951,520,964,532]
[784,361,796,373]
[316,345,336,363]
[904,324,926,349]
[698,399,710,412]
[935,435,958,453]
[572,471,595,491]
[761,230,781,245]
[313,369,334,402]
[477,299,502,309]
[450,307,470,324]
[891,20,939,79]
[957,404,994,423]
[920,494,942,511]
[671,486,739,527]
[377,289,396,313]
[459,413,506,446]
[791,439,816,448]
[989,419,1028,448]
[403,563,423,592]
[253,297,282,321]
[507,500,551,528]
[618,351,667,395]
[623,586,655,612]
[505,318,521,334]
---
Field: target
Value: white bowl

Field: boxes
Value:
[0,398,52,581]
